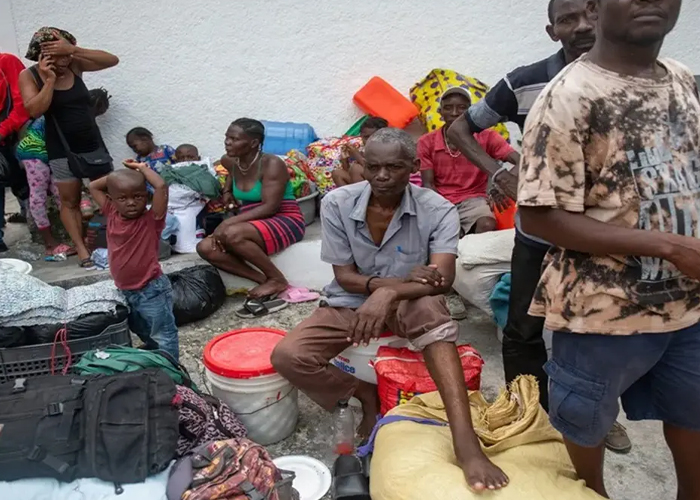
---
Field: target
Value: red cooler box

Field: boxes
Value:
[353,77,419,129]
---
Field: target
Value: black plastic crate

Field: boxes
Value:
[0,319,131,383]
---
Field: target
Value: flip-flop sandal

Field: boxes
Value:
[235,295,289,318]
[279,286,320,304]
[79,258,96,270]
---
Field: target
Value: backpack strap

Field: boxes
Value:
[154,349,196,389]
[239,480,265,500]
[27,446,71,477]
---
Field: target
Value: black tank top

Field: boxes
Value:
[30,66,102,161]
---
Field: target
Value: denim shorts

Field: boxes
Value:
[546,322,700,447]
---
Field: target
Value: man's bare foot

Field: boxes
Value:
[354,380,380,439]
[461,452,509,491]
[248,278,288,299]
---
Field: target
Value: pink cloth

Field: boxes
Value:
[22,159,60,229]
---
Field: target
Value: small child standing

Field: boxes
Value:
[89,160,179,360]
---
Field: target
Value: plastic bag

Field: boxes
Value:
[373,345,483,415]
[169,265,226,326]
[0,327,28,348]
[27,305,129,345]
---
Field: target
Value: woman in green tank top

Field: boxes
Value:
[196,118,305,317]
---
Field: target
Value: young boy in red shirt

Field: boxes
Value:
[89,160,179,360]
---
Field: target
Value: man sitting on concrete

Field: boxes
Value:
[272,128,509,492]
[419,87,519,235]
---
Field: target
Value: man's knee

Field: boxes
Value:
[398,295,449,315]
[474,216,497,233]
[271,337,304,380]
[196,239,212,259]
[395,296,458,349]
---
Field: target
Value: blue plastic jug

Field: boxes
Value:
[261,121,317,156]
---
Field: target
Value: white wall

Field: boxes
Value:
[6,0,700,162]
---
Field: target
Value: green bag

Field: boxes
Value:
[344,115,368,137]
[73,346,200,393]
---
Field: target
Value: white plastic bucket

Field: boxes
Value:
[332,335,408,385]
[203,328,299,445]
[205,368,298,445]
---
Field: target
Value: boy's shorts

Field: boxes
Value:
[546,322,700,447]
[455,198,494,235]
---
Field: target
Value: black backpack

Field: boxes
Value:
[0,369,179,488]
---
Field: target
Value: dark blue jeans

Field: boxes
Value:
[122,274,180,361]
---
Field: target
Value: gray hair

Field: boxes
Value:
[364,127,417,162]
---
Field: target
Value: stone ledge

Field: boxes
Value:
[30,222,334,292]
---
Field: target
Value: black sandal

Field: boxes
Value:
[79,258,96,270]
[7,213,27,224]
[234,295,288,318]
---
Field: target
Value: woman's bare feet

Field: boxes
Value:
[353,380,380,439]
[248,278,288,299]
[460,451,509,491]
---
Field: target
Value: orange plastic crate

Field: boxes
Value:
[495,200,517,230]
[353,76,419,129]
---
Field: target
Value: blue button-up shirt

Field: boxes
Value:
[320,182,460,308]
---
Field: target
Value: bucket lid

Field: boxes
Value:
[203,328,286,379]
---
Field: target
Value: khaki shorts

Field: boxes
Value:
[456,197,495,234]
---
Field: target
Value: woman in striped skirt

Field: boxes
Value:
[197,118,305,317]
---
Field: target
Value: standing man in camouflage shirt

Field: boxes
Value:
[518,0,700,497]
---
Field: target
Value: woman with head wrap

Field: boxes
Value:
[18,27,119,268]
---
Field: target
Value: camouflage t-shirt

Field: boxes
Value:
[518,56,700,335]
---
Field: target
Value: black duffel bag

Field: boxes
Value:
[0,369,179,486]
[28,305,129,345]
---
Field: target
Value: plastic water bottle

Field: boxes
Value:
[332,399,355,456]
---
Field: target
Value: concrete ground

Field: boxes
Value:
[2,191,677,499]
[176,295,676,500]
